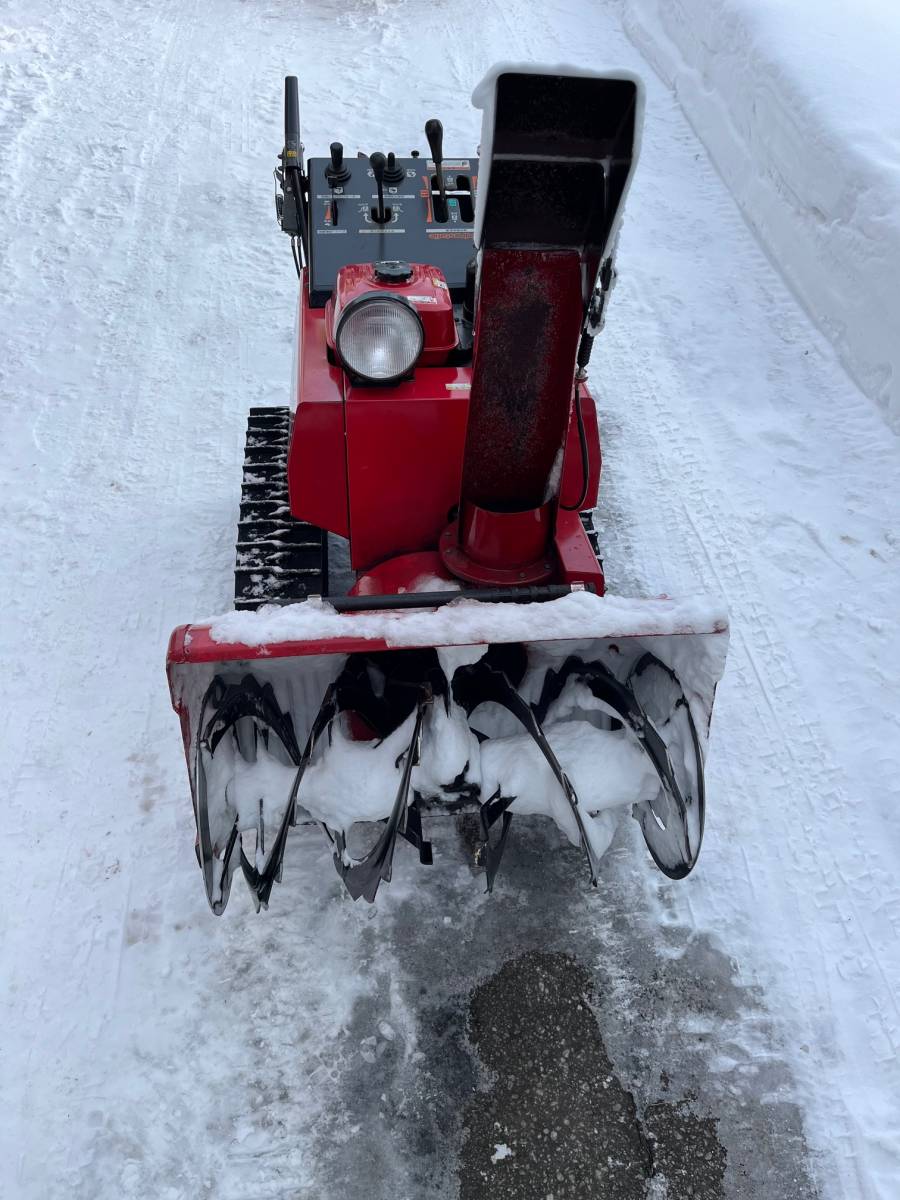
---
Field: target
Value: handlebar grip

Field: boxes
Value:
[284,76,301,164]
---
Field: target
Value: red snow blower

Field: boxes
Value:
[167,67,728,914]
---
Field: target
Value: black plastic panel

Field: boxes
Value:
[307,156,478,306]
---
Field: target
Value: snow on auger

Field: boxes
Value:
[166,66,729,914]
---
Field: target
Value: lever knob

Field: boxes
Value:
[325,141,351,185]
[425,119,447,216]
[425,119,444,165]
[369,151,386,184]
[383,151,406,185]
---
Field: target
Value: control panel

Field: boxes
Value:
[306,154,479,306]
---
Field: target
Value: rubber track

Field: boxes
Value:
[580,510,601,560]
[234,407,328,610]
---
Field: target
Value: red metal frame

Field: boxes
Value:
[166,613,727,673]
[439,502,556,586]
[288,276,349,536]
[349,550,450,596]
[344,370,470,571]
[286,254,604,595]
[167,623,395,668]
[555,509,605,586]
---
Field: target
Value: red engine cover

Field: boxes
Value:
[326,262,457,365]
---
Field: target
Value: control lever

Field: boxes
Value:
[369,152,390,224]
[325,141,351,185]
[284,77,302,172]
[383,152,406,185]
[277,75,309,275]
[425,118,447,219]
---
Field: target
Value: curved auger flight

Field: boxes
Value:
[167,65,729,914]
[193,674,303,913]
[176,632,723,914]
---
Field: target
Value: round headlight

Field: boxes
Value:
[335,294,424,384]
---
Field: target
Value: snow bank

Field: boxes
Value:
[624,0,900,431]
[208,589,727,649]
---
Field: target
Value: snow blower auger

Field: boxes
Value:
[166,65,729,914]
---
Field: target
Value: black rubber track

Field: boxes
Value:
[234,406,328,609]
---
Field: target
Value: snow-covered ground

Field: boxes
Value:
[2,1,899,1198]
[625,0,900,431]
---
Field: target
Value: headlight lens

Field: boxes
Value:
[335,294,424,383]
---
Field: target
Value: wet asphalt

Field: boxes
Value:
[310,815,821,1199]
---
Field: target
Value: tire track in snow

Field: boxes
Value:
[607,115,900,1188]
[637,389,894,1195]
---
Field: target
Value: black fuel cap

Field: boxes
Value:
[374,260,413,283]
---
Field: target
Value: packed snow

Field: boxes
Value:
[3,1,900,1198]
[297,701,655,838]
[207,588,728,648]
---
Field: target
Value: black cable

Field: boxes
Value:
[290,165,309,268]
[560,386,590,511]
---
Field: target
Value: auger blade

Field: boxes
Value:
[454,655,608,888]
[627,653,705,877]
[330,701,429,902]
[476,792,513,892]
[536,654,704,878]
[194,675,302,913]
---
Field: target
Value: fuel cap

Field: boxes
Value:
[374,260,413,284]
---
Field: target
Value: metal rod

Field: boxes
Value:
[328,584,592,613]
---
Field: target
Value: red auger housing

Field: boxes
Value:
[166,67,728,915]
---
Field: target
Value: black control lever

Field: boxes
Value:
[284,76,301,171]
[369,152,390,224]
[278,75,309,273]
[425,118,447,218]
[383,152,406,185]
[325,141,351,185]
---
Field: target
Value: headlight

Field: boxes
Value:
[335,294,424,384]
